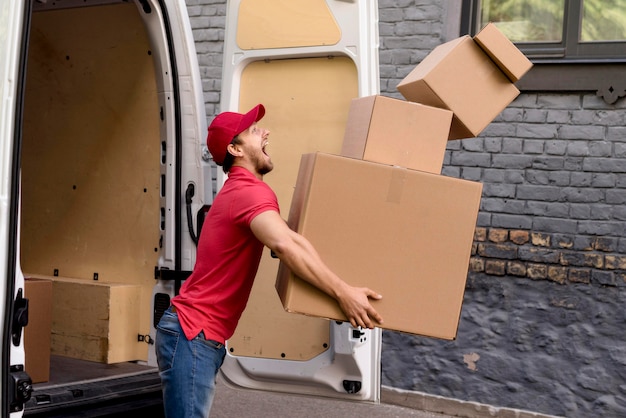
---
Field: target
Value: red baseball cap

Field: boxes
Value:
[206,104,265,165]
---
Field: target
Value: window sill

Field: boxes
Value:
[515,62,626,104]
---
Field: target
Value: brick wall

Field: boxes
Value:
[470,226,626,286]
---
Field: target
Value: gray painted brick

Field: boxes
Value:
[517,123,558,139]
[526,201,569,217]
[559,124,605,140]
[537,95,581,109]
[544,139,567,155]
[583,158,626,173]
[503,169,525,184]
[516,185,562,201]
[484,137,502,152]
[591,173,616,188]
[404,5,443,21]
[532,217,578,233]
[379,9,404,22]
[566,141,589,156]
[509,94,538,107]
[491,214,533,229]
[491,154,533,169]
[590,204,613,220]
[589,141,613,157]
[481,122,516,137]
[563,157,584,170]
[614,206,626,220]
[606,189,626,204]
[498,108,524,122]
[561,187,604,203]
[525,170,569,187]
[522,140,544,154]
[578,220,624,235]
[482,183,516,198]
[460,167,482,181]
[482,168,505,182]
[461,138,483,152]
[546,109,570,124]
[614,143,626,158]
[523,109,548,123]
[607,126,626,140]
[532,156,565,170]
[501,138,523,153]
[617,174,626,187]
[570,172,592,186]
[450,151,491,167]
[570,203,592,219]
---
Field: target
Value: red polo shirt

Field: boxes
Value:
[171,166,279,344]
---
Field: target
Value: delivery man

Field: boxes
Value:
[155,103,383,417]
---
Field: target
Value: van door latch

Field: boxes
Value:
[12,289,29,346]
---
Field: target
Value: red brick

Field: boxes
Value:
[527,263,547,280]
[507,261,526,277]
[531,232,551,247]
[509,230,529,245]
[474,227,487,242]
[485,260,506,276]
[488,228,509,243]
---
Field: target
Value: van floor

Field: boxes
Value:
[36,355,157,387]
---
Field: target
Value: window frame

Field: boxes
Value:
[461,0,626,103]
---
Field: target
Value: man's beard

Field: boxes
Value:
[254,153,274,175]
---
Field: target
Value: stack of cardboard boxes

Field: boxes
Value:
[276,23,532,340]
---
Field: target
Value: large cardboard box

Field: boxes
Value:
[24,277,53,383]
[33,276,144,364]
[396,35,520,140]
[341,95,453,174]
[276,153,482,339]
[474,23,533,83]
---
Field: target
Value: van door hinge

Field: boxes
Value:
[9,365,32,413]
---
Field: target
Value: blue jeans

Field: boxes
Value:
[155,307,226,418]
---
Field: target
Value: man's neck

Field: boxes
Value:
[231,163,263,180]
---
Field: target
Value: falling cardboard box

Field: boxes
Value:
[396,23,532,140]
[276,153,482,339]
[341,95,453,174]
[473,22,534,83]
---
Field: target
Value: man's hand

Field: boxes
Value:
[335,284,383,329]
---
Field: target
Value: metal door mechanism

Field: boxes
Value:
[9,365,33,413]
[12,288,28,346]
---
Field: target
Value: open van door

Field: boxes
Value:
[217,0,384,403]
[1,0,31,416]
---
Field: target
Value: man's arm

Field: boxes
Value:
[250,210,383,329]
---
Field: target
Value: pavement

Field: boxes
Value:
[210,378,453,418]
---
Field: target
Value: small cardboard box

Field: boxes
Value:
[276,153,482,339]
[396,35,520,140]
[24,277,53,383]
[473,22,533,83]
[341,95,453,174]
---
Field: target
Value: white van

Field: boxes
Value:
[1,0,381,416]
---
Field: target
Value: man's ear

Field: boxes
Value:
[227,142,243,158]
